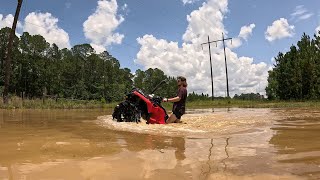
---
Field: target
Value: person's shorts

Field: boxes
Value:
[173,108,184,119]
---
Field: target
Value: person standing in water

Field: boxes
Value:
[163,76,187,123]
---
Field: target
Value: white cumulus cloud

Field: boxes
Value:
[226,23,255,49]
[135,0,270,97]
[239,24,255,41]
[83,0,124,53]
[24,12,71,49]
[265,18,295,42]
[0,14,23,32]
[182,0,228,45]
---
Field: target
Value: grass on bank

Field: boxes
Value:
[185,99,320,108]
[0,96,118,109]
[2,96,320,109]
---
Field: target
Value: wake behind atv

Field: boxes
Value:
[112,81,168,124]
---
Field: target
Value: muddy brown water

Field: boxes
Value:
[0,108,319,179]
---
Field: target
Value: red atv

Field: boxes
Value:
[112,80,168,124]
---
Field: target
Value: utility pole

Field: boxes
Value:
[3,0,23,104]
[205,33,232,98]
[201,33,232,99]
[221,33,232,98]
[201,36,214,101]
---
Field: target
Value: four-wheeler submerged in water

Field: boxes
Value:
[112,80,168,124]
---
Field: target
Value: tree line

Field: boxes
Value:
[266,32,320,100]
[0,27,186,102]
[4,27,318,102]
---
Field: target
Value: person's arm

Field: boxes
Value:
[166,96,181,103]
[163,88,186,102]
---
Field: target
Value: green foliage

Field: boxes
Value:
[0,28,187,104]
[186,99,320,108]
[0,27,19,90]
[133,68,177,97]
[187,91,211,101]
[266,33,320,100]
[233,93,264,100]
[2,27,276,105]
[0,96,116,109]
[0,28,139,103]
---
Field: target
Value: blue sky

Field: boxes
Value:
[1,0,320,96]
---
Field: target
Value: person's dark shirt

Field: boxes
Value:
[173,86,187,112]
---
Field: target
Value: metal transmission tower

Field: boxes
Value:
[3,0,23,104]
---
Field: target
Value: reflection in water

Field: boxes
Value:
[222,137,230,172]
[200,139,214,180]
[173,137,186,161]
[199,137,231,180]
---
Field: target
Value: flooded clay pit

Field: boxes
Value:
[0,108,319,179]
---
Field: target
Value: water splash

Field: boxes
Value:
[97,108,277,137]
